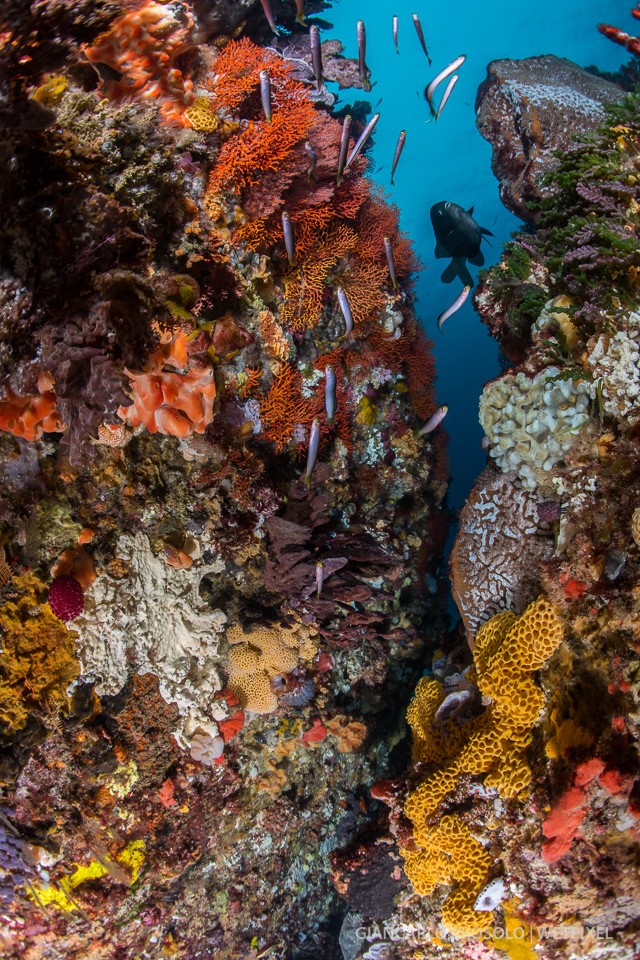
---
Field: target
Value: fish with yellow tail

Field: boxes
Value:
[315,561,324,597]
[425,55,466,116]
[310,26,324,92]
[281,212,296,266]
[418,404,448,436]
[294,0,306,25]
[260,0,280,35]
[437,285,470,332]
[411,13,432,64]
[336,287,354,339]
[357,20,372,91]
[259,70,272,122]
[383,237,397,289]
[305,418,321,487]
[390,129,406,185]
[345,112,380,170]
[336,114,352,185]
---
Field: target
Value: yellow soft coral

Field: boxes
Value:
[0,573,80,733]
[402,598,564,934]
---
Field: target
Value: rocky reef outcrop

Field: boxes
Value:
[334,74,640,960]
[475,55,624,222]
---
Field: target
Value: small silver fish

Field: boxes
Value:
[325,365,337,422]
[259,70,272,122]
[305,418,321,487]
[310,25,323,92]
[304,140,317,180]
[357,20,371,92]
[425,55,466,116]
[345,112,380,170]
[336,114,352,185]
[294,0,306,25]
[390,129,406,185]
[411,13,432,64]
[435,73,458,121]
[260,0,280,35]
[281,211,296,266]
[437,285,470,332]
[383,237,397,288]
[316,560,324,597]
[392,15,399,54]
[418,404,448,435]
[336,286,354,338]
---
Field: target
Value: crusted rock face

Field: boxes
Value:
[450,467,554,640]
[75,532,227,741]
[586,312,640,424]
[475,56,624,222]
[479,365,592,491]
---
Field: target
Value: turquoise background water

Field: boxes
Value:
[322,0,629,511]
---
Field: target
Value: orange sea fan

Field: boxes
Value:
[258,365,323,452]
[0,373,66,442]
[405,325,437,420]
[338,257,389,327]
[206,38,295,114]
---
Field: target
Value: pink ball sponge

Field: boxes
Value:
[48,574,84,622]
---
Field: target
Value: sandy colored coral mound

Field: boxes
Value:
[226,622,316,715]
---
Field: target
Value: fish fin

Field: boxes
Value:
[441,259,474,286]
[467,205,475,215]
[434,241,449,259]
[468,250,485,267]
[479,227,494,236]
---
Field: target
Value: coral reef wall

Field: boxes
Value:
[333,53,640,960]
[0,4,449,959]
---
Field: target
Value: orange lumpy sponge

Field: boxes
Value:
[0,374,66,441]
[84,0,195,125]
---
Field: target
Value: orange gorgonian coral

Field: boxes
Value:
[259,365,323,452]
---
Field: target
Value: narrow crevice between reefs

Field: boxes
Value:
[0,3,638,960]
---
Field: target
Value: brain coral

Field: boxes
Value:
[402,598,564,932]
[450,466,554,642]
[226,622,316,715]
[586,315,640,424]
[479,366,592,490]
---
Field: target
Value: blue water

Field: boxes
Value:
[323,0,629,511]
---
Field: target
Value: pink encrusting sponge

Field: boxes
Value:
[48,575,85,622]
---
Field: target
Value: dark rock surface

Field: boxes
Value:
[475,55,624,222]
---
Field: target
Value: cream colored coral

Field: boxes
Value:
[479,366,591,490]
[586,318,640,424]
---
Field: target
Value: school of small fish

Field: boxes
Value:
[253,4,491,474]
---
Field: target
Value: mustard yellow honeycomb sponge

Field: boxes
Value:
[402,816,493,937]
[485,749,532,798]
[504,597,564,670]
[225,621,315,714]
[184,97,219,132]
[473,610,517,674]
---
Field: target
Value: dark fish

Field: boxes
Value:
[437,286,470,331]
[411,13,432,64]
[435,74,458,121]
[392,15,399,54]
[345,112,380,170]
[336,114,352,185]
[260,0,280,34]
[304,140,317,180]
[390,129,406,185]
[305,418,321,486]
[430,200,493,285]
[357,20,371,92]
[281,211,296,266]
[383,237,397,288]
[259,70,272,122]
[310,25,323,92]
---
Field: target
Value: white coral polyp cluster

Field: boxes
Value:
[74,532,227,746]
[479,366,591,490]
[587,323,640,424]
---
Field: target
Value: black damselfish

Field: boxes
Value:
[430,200,493,285]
